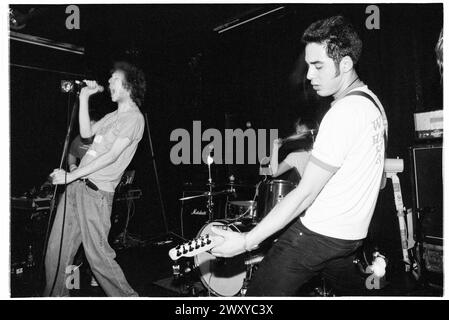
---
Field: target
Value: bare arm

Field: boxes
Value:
[67,153,78,172]
[271,138,295,177]
[79,94,92,139]
[273,161,293,177]
[51,136,132,184]
[79,80,102,138]
[245,160,333,249]
[211,160,334,257]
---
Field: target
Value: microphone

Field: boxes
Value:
[75,80,104,92]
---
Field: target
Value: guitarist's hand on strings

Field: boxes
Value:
[210,226,247,258]
[49,169,76,185]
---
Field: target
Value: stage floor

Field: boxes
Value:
[11,239,443,298]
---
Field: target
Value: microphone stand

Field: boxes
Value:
[206,155,214,222]
[40,89,80,294]
[144,113,184,245]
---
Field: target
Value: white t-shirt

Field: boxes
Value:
[284,151,311,178]
[300,85,387,240]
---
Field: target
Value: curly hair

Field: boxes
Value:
[302,16,362,68]
[111,61,146,108]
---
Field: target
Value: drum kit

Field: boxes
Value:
[175,177,297,296]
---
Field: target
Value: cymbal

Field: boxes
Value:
[223,183,256,188]
[179,189,233,201]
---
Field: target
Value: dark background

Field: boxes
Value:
[10,4,443,270]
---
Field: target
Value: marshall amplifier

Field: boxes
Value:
[409,144,443,283]
[179,186,227,240]
[409,144,443,244]
[179,190,211,240]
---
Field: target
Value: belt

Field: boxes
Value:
[81,178,99,191]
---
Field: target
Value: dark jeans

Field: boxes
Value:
[247,219,366,296]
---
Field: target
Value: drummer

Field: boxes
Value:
[270,117,318,180]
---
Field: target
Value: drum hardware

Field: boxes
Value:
[169,260,202,296]
[178,146,229,222]
[179,189,233,201]
[225,200,257,222]
[224,179,264,223]
[168,220,267,296]
[257,179,296,221]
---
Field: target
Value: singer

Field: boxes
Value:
[211,16,388,296]
[44,61,146,297]
[270,117,318,182]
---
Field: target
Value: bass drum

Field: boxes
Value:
[257,179,296,220]
[194,220,253,296]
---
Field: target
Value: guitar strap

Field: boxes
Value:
[345,90,388,189]
[345,90,388,151]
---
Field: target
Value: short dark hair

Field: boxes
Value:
[111,61,146,108]
[302,16,362,67]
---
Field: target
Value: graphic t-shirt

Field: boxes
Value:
[79,109,145,192]
[301,86,387,240]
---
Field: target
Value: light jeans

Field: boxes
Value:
[44,180,138,297]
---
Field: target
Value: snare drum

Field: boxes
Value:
[194,220,254,296]
[258,180,296,220]
[225,200,257,221]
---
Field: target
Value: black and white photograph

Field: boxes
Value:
[4,2,445,301]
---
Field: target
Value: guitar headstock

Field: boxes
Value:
[168,234,224,260]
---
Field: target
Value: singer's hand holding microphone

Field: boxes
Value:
[79,80,104,98]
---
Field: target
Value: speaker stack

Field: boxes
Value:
[409,143,443,286]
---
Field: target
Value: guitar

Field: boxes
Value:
[168,234,224,260]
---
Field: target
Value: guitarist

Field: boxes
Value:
[211,16,388,296]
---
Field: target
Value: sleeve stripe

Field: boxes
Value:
[310,155,340,173]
